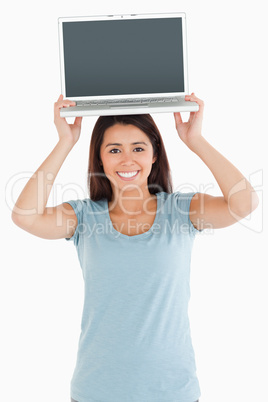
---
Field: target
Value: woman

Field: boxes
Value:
[12,93,259,402]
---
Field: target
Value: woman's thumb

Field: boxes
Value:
[74,116,83,127]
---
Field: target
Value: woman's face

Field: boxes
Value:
[99,124,157,194]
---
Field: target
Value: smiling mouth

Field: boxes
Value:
[116,170,140,180]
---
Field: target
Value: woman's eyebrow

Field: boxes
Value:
[105,141,148,148]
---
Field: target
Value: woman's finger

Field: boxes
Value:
[185,93,204,110]
[57,94,64,102]
[174,112,183,127]
[58,100,76,108]
[54,98,76,115]
[189,111,196,123]
[74,116,83,127]
[55,95,75,106]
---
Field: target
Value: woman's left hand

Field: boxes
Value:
[174,93,204,150]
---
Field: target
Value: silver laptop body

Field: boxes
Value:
[58,12,199,117]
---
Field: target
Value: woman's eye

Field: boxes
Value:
[109,147,144,154]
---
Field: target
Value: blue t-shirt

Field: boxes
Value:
[65,191,201,402]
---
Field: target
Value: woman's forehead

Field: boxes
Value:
[102,124,150,144]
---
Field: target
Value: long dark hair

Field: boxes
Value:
[88,114,173,201]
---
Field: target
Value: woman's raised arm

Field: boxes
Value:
[174,93,259,230]
[11,95,82,239]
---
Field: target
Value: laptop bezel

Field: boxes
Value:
[58,12,189,101]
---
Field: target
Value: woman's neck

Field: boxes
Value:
[109,187,157,216]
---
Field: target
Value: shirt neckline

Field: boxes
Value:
[105,192,162,240]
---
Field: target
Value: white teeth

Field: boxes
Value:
[117,170,138,178]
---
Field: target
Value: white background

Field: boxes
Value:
[1,0,267,401]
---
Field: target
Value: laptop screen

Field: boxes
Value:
[62,17,185,97]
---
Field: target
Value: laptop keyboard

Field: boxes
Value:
[76,97,180,106]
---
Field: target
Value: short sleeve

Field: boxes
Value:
[64,199,84,246]
[173,191,203,237]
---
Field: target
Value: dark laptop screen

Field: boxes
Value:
[62,18,185,97]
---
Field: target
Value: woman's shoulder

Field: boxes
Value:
[158,190,198,215]
[158,190,193,203]
[64,197,107,214]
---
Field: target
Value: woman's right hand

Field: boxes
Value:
[54,94,83,146]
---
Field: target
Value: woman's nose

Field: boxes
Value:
[121,151,135,165]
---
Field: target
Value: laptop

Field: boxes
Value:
[58,12,199,117]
